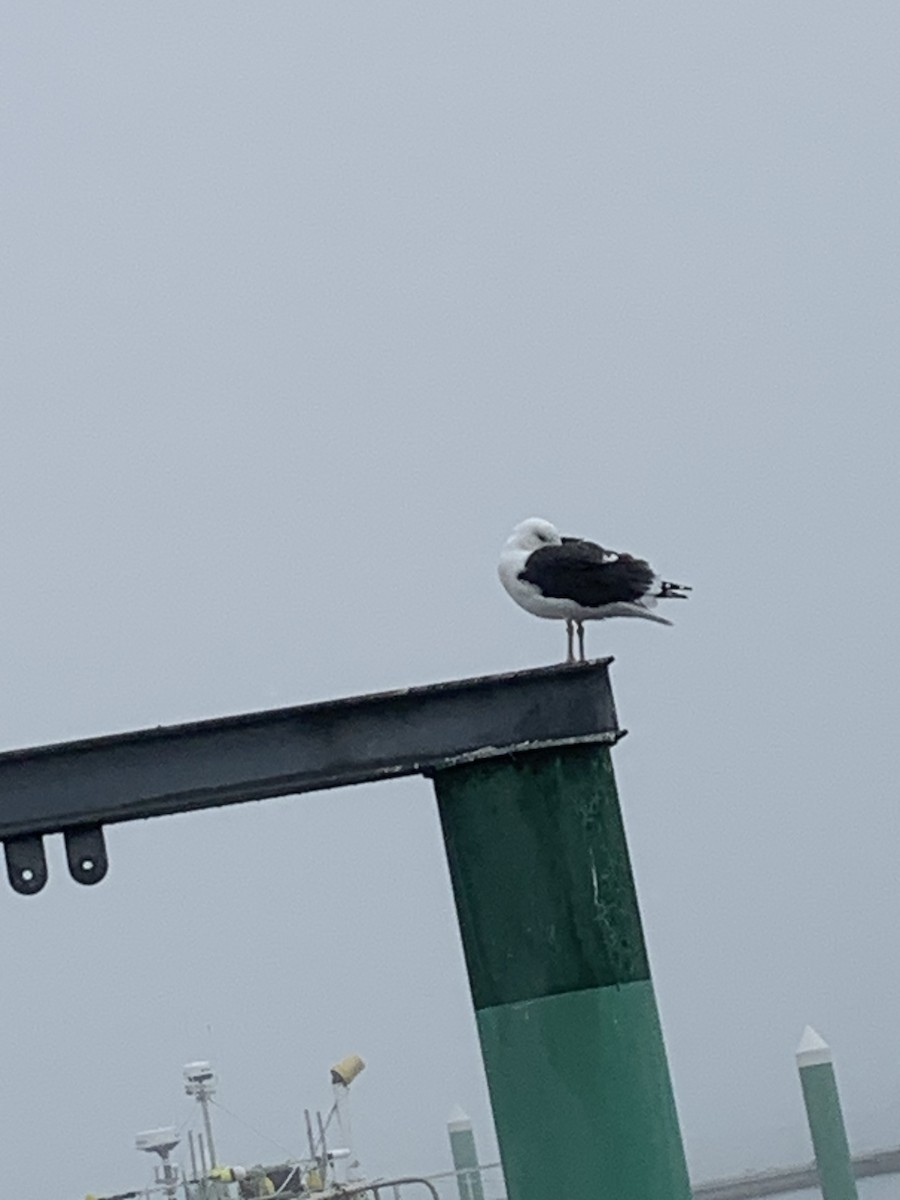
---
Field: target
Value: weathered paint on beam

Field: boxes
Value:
[0,661,618,840]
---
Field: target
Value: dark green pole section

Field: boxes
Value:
[796,1027,859,1200]
[432,743,691,1200]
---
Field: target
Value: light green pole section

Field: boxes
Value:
[447,1106,485,1200]
[432,742,691,1200]
[796,1026,859,1200]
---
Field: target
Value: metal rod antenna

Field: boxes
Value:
[200,1094,217,1168]
[305,1108,317,1162]
[188,1130,198,1182]
[184,1063,218,1169]
[317,1109,328,1177]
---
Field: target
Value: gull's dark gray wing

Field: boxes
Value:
[519,539,655,607]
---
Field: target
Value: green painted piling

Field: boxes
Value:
[796,1027,859,1200]
[448,1106,485,1200]
[432,742,691,1200]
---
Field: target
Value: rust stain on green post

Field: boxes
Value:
[433,742,691,1200]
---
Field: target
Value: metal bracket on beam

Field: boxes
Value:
[64,825,109,886]
[4,835,48,895]
[0,660,619,893]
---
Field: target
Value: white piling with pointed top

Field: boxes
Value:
[796,1026,858,1200]
[448,1106,485,1200]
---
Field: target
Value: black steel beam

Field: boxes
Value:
[0,661,619,891]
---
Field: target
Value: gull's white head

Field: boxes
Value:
[504,517,562,554]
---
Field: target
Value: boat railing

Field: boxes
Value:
[304,1163,507,1200]
[310,1176,441,1200]
[417,1161,505,1200]
[90,1159,507,1200]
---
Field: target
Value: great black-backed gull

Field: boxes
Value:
[499,517,690,663]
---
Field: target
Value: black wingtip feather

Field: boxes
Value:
[658,580,692,600]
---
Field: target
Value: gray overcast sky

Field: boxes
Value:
[2,3,900,1195]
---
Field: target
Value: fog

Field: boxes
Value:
[2,4,899,1195]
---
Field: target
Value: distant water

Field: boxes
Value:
[775,1177,898,1200]
[433,1170,900,1199]
[429,1169,900,1200]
